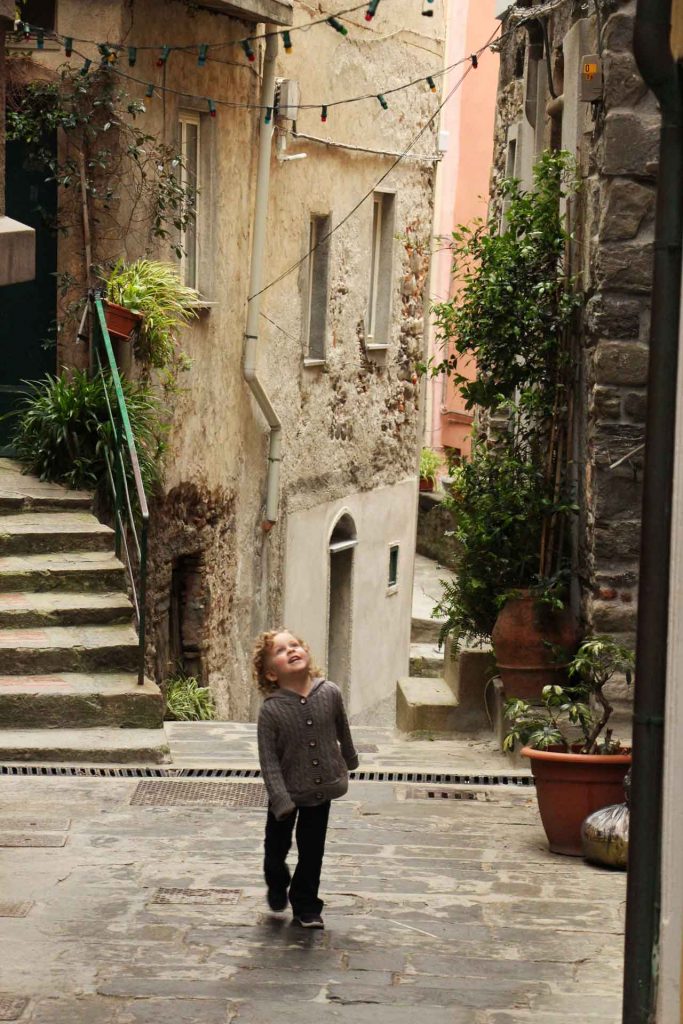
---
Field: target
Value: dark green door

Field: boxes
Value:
[0,137,57,453]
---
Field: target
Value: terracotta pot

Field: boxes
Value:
[492,591,580,699]
[419,477,434,492]
[522,746,632,857]
[104,300,143,342]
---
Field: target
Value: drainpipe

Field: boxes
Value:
[244,29,281,525]
[623,1,683,1020]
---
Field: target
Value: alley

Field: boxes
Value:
[0,730,625,1024]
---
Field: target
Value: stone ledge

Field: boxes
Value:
[0,217,35,286]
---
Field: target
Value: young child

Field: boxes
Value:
[253,628,358,929]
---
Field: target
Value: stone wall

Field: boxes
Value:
[494,0,655,654]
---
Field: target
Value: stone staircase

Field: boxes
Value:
[0,459,169,763]
[397,554,494,735]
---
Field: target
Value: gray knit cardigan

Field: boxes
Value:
[257,678,359,819]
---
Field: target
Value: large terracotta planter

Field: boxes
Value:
[492,591,580,699]
[522,746,632,856]
[104,300,142,342]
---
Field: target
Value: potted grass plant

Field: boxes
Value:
[419,447,441,492]
[504,636,634,856]
[102,259,198,367]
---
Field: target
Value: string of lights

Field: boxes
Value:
[250,23,501,302]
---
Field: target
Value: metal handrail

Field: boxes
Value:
[91,292,149,686]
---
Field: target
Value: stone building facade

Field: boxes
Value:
[5,0,447,721]
[494,0,658,655]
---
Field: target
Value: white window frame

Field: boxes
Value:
[178,112,201,291]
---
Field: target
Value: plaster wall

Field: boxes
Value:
[22,0,445,720]
[283,478,417,720]
[425,0,498,464]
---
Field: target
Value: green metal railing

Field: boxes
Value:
[91,292,149,686]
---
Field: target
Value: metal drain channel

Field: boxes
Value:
[0,764,534,786]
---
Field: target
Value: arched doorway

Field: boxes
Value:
[327,513,357,702]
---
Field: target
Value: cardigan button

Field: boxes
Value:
[306,718,313,726]
[312,759,319,766]
[314,777,322,784]
[300,698,307,704]
[309,740,317,748]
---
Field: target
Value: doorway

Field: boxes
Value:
[0,137,57,452]
[327,514,357,702]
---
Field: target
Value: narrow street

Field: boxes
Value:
[0,727,626,1023]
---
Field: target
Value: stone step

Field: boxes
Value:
[0,726,170,764]
[409,641,444,677]
[0,552,126,592]
[0,673,163,729]
[0,592,133,629]
[396,676,459,734]
[0,512,114,555]
[0,624,139,674]
[410,614,444,644]
[0,459,92,515]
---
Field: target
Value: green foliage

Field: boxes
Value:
[504,636,635,755]
[434,440,576,646]
[419,447,441,485]
[10,369,167,495]
[429,150,580,419]
[164,676,216,722]
[104,259,197,371]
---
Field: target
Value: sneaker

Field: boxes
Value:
[294,913,324,929]
[266,891,288,916]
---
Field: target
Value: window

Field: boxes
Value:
[366,191,396,349]
[388,545,399,588]
[178,113,200,290]
[304,214,331,362]
[17,0,56,30]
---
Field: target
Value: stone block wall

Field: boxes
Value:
[493,0,657,654]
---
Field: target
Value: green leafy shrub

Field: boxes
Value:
[504,636,635,754]
[164,676,216,722]
[419,447,441,486]
[10,369,167,494]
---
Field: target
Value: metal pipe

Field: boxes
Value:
[623,1,683,1020]
[244,28,282,524]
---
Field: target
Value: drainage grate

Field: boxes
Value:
[0,996,29,1021]
[0,834,66,848]
[0,764,534,786]
[0,817,70,832]
[405,787,493,802]
[130,780,269,808]
[0,903,33,918]
[151,887,241,905]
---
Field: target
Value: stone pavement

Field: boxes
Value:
[0,727,626,1023]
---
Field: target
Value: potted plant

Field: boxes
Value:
[419,447,441,492]
[504,636,635,856]
[102,259,198,368]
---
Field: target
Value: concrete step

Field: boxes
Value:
[0,459,92,515]
[0,512,114,555]
[0,552,126,592]
[0,624,139,674]
[0,673,163,728]
[396,676,459,734]
[410,614,444,644]
[409,641,444,677]
[0,592,133,629]
[0,726,170,764]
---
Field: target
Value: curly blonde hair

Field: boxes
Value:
[252,628,323,695]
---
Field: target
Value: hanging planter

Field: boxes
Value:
[492,590,580,700]
[103,299,143,342]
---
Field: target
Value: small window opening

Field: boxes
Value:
[178,113,201,291]
[388,545,399,588]
[304,214,331,361]
[169,553,206,682]
[366,191,396,348]
[17,0,56,30]
[514,43,526,79]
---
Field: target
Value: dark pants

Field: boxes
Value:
[263,801,331,916]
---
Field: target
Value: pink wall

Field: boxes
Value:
[425,0,498,465]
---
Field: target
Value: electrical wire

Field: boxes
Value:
[249,24,500,301]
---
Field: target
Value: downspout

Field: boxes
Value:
[244,28,281,525]
[623,0,683,1020]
